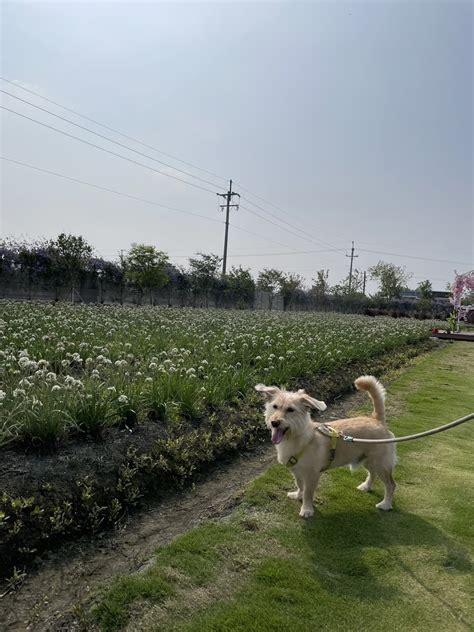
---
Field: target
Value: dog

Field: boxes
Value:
[255,376,396,518]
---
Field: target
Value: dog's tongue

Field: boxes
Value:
[272,427,284,445]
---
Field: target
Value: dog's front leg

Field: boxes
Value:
[300,472,320,519]
[288,471,303,500]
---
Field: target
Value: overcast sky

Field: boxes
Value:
[1,1,472,292]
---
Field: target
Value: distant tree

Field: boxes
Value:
[416,279,433,313]
[257,268,284,310]
[225,266,255,306]
[280,273,305,309]
[17,239,54,300]
[125,244,169,305]
[369,261,412,300]
[417,280,433,301]
[310,269,330,300]
[257,268,283,293]
[332,268,365,297]
[188,253,221,307]
[48,233,94,301]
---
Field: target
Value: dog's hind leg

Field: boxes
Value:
[299,473,320,519]
[375,468,396,511]
[357,469,376,492]
[288,472,304,500]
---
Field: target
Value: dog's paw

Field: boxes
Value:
[287,491,302,500]
[299,506,314,519]
[376,500,392,511]
[357,482,371,492]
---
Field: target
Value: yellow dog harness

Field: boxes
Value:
[285,423,342,468]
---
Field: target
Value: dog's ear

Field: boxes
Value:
[255,384,280,401]
[299,393,327,412]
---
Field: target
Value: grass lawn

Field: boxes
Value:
[92,342,474,632]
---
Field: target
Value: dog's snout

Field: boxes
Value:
[271,419,282,428]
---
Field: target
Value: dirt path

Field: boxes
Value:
[0,390,371,631]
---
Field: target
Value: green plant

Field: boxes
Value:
[447,310,457,332]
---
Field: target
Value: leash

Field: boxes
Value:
[341,413,474,444]
[285,413,473,468]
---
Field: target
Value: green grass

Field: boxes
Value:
[92,342,474,631]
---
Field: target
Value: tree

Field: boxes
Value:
[225,266,255,306]
[256,268,284,310]
[48,233,94,301]
[279,273,305,309]
[310,269,330,300]
[332,268,365,297]
[416,279,433,313]
[369,261,412,300]
[188,253,221,307]
[125,244,169,305]
[256,268,283,293]
[417,280,433,301]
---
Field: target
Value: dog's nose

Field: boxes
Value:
[271,419,282,428]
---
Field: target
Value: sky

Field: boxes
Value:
[1,0,472,293]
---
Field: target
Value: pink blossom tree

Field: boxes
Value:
[450,270,474,330]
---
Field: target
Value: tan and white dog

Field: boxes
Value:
[255,376,396,519]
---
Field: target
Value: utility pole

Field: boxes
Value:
[363,270,367,295]
[346,241,359,293]
[217,179,240,275]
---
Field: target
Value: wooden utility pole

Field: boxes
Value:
[217,180,240,275]
[363,270,367,295]
[346,241,359,293]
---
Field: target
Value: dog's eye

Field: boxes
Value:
[287,407,295,413]
[272,404,278,409]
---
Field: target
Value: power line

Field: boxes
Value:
[0,76,229,184]
[0,106,218,195]
[239,203,345,252]
[227,247,343,258]
[0,78,348,250]
[239,194,340,251]
[0,156,225,224]
[1,78,348,252]
[226,224,291,249]
[1,156,295,250]
[0,89,225,191]
[5,80,465,269]
[357,247,470,266]
[2,103,344,255]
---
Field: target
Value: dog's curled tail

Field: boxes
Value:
[354,375,386,424]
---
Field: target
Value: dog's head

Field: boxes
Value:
[255,384,326,445]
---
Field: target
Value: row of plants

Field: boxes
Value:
[0,301,436,448]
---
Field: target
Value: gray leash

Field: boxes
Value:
[341,413,474,444]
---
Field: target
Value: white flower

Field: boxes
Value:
[51,385,61,392]
[118,394,129,404]
[0,390,6,401]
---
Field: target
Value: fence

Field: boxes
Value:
[0,271,451,318]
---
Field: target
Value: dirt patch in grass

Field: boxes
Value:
[0,340,438,599]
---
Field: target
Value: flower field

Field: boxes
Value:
[0,301,434,448]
